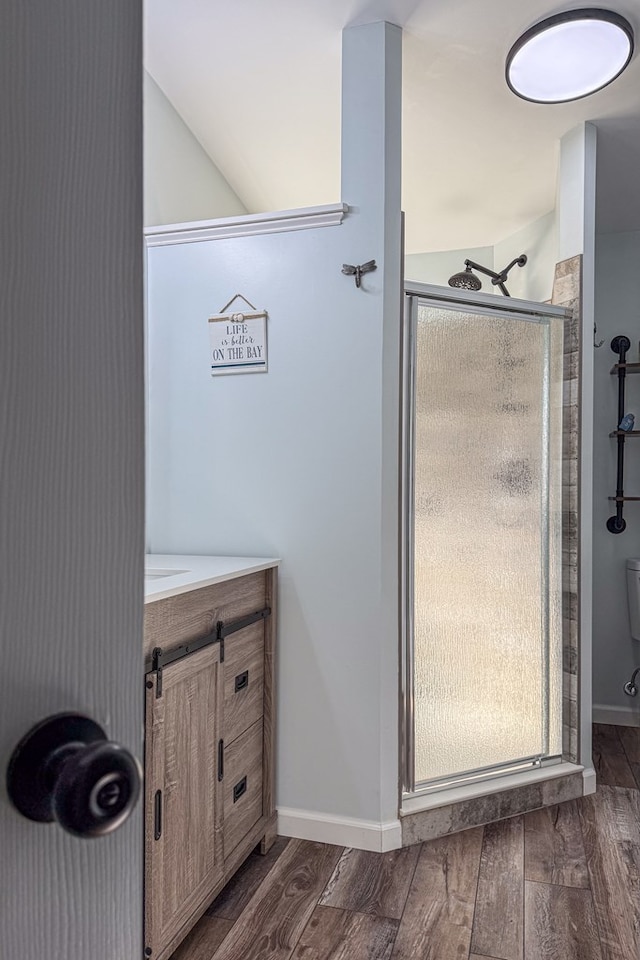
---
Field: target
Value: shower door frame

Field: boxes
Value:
[401,281,570,799]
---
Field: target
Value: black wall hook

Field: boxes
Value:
[342,260,377,288]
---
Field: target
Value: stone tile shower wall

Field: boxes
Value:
[552,255,581,765]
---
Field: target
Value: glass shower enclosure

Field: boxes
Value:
[402,284,566,797]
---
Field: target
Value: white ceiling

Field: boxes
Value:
[145,0,640,253]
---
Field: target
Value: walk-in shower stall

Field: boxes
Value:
[402,283,569,799]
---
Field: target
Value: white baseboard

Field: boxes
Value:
[593,703,640,727]
[582,766,597,796]
[277,807,402,852]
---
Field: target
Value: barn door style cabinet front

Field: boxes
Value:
[143,564,277,960]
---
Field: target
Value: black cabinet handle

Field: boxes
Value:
[218,739,224,781]
[233,776,247,803]
[234,670,249,693]
[154,789,162,840]
[6,713,141,838]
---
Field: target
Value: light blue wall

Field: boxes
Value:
[144,71,247,226]
[147,23,403,828]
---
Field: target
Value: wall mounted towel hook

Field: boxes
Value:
[624,666,640,696]
[594,322,604,348]
[342,260,377,288]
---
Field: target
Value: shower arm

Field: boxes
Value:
[463,255,527,297]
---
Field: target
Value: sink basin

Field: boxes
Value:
[145,568,189,580]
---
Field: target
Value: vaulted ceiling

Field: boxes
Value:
[145,0,640,252]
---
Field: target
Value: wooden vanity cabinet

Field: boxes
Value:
[143,568,277,960]
[144,644,224,958]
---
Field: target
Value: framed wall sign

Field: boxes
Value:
[208,294,268,376]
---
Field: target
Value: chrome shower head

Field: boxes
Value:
[448,265,482,292]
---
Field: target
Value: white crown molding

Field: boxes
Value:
[277,807,402,853]
[145,203,349,247]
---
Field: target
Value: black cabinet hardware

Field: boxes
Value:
[233,777,247,803]
[234,670,249,693]
[217,607,270,642]
[145,607,271,686]
[217,739,224,781]
[154,789,162,840]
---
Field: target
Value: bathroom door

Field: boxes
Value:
[0,5,144,960]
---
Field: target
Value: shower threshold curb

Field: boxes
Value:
[402,761,584,815]
[400,762,586,847]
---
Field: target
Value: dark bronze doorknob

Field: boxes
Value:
[6,713,141,838]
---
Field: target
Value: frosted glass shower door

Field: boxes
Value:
[409,297,563,789]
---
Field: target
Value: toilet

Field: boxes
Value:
[627,558,640,640]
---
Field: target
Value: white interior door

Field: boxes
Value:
[0,5,144,959]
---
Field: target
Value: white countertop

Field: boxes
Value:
[145,554,280,603]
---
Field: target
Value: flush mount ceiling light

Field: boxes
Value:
[506,8,634,103]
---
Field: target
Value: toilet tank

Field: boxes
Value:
[627,558,640,641]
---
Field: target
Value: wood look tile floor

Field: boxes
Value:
[173,724,640,960]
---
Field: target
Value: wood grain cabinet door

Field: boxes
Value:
[145,644,224,960]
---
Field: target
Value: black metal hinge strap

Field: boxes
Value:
[152,647,163,698]
[145,624,222,679]
[216,607,270,663]
[144,608,271,694]
[216,606,271,641]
